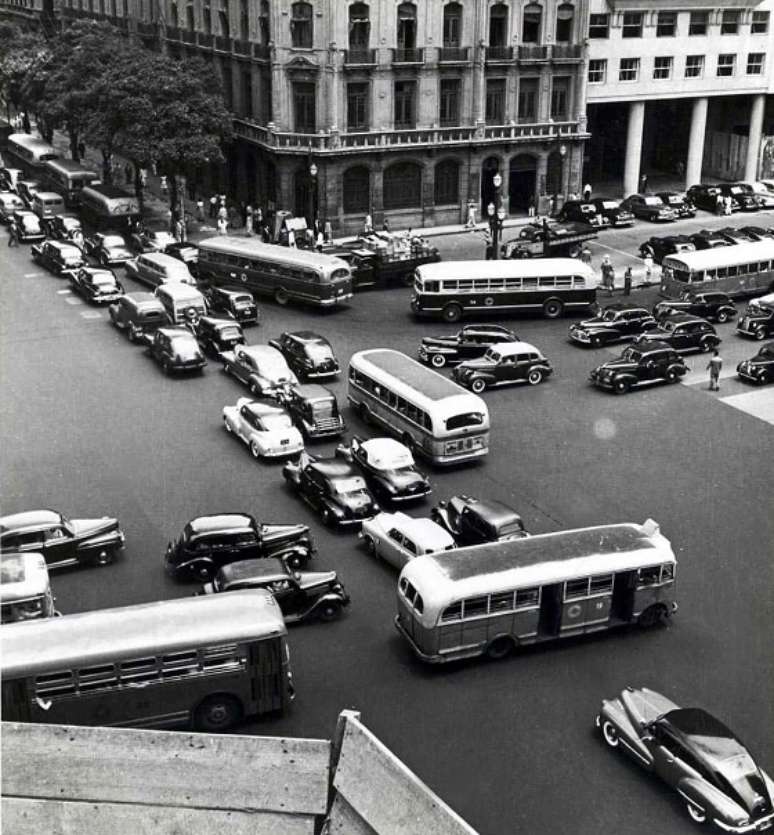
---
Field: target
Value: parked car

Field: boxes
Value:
[430,495,526,545]
[689,230,734,251]
[654,191,696,218]
[589,341,688,394]
[0,191,25,222]
[652,291,736,324]
[735,181,774,208]
[201,558,349,624]
[204,286,259,325]
[165,512,316,580]
[359,511,456,570]
[16,179,41,209]
[635,314,721,354]
[283,450,379,528]
[164,241,200,276]
[222,397,304,459]
[720,182,763,211]
[146,327,207,374]
[620,194,677,222]
[596,686,774,832]
[715,226,757,245]
[195,316,245,356]
[335,437,431,504]
[737,342,774,384]
[452,341,553,392]
[569,304,659,348]
[268,330,340,380]
[108,291,167,342]
[30,239,86,274]
[69,267,124,304]
[736,293,774,340]
[557,199,608,227]
[590,198,635,227]
[738,225,774,241]
[0,167,22,193]
[83,232,133,266]
[276,384,346,439]
[10,210,44,242]
[686,184,724,213]
[418,324,519,369]
[130,228,177,253]
[0,508,125,569]
[638,235,696,264]
[42,213,82,240]
[221,344,299,396]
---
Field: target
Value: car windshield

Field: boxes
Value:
[644,197,663,206]
[622,347,642,362]
[601,201,618,209]
[601,309,618,321]
[103,235,125,248]
[261,413,293,431]
[332,476,368,496]
[231,294,252,306]
[485,349,501,362]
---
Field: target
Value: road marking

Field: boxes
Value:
[719,388,774,426]
[593,241,644,261]
[24,272,43,278]
[57,288,72,294]
[64,296,83,305]
[80,311,102,320]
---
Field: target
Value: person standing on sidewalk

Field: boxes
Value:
[77,141,86,160]
[209,194,218,219]
[623,266,632,296]
[643,253,654,284]
[245,205,254,236]
[707,349,722,391]
[639,173,648,193]
[196,199,205,222]
[160,175,168,197]
[527,195,535,218]
[583,183,592,202]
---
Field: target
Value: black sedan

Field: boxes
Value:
[418,324,518,368]
[164,241,199,276]
[569,304,658,347]
[689,230,734,251]
[597,686,774,832]
[283,451,379,528]
[653,291,736,324]
[83,232,133,266]
[195,316,246,356]
[686,184,724,213]
[557,199,607,227]
[635,313,721,354]
[335,436,431,504]
[739,226,774,241]
[655,191,696,218]
[268,330,340,380]
[737,342,774,384]
[431,495,526,545]
[31,239,86,274]
[205,286,259,325]
[590,198,634,227]
[129,228,177,253]
[638,235,696,264]
[620,194,677,222]
[590,342,688,394]
[69,267,124,304]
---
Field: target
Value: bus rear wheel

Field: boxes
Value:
[543,299,563,319]
[275,288,289,306]
[194,694,243,732]
[486,636,514,660]
[442,303,462,323]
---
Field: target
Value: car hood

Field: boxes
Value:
[259,522,312,547]
[621,687,680,731]
[596,358,638,373]
[456,357,494,372]
[69,517,120,538]
[383,469,428,490]
[575,317,616,330]
[421,336,460,349]
[637,330,670,341]
[297,570,337,591]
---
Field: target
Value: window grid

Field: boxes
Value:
[622,12,642,38]
[588,13,608,38]
[688,11,707,36]
[685,54,704,79]
[751,11,769,33]
[656,11,676,37]
[717,54,736,77]
[653,56,673,80]
[588,59,606,84]
[720,10,739,35]
[747,53,765,75]
[618,57,639,82]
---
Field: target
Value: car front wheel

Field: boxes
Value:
[363,535,377,556]
[614,378,631,394]
[318,601,342,622]
[470,377,487,394]
[716,310,730,324]
[601,720,619,748]
[756,327,767,341]
[666,368,679,383]
[93,546,116,567]
[250,440,262,459]
[430,353,447,368]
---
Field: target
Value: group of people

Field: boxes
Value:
[716,193,735,216]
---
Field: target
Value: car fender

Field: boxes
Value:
[174,556,215,574]
[677,776,749,826]
[612,372,638,384]
[532,361,553,374]
[668,363,688,377]
[598,700,654,767]
[320,499,345,521]
[302,591,346,619]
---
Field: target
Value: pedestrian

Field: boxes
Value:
[707,349,722,391]
[77,140,86,160]
[363,213,373,234]
[217,205,228,223]
[316,230,324,252]
[639,173,648,193]
[245,205,254,236]
[466,201,477,229]
[324,219,333,242]
[22,112,31,133]
[139,169,148,187]
[676,160,685,179]
[174,217,184,242]
[255,207,263,228]
[715,193,724,216]
[261,224,271,243]
[602,255,614,296]
[484,229,494,260]
[217,216,228,235]
[583,183,592,202]
[623,266,632,296]
[527,195,536,218]
[160,175,168,196]
[71,228,84,249]
[196,199,205,222]
[383,217,390,233]
[724,194,733,216]
[219,194,227,208]
[209,194,218,219]
[7,220,18,247]
[550,193,558,216]
[643,252,654,283]
[288,228,296,248]
[124,163,133,185]
[541,217,551,242]
[580,245,592,266]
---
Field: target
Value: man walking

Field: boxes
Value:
[623,266,632,296]
[209,194,218,219]
[707,349,723,391]
[7,219,18,247]
[583,183,592,202]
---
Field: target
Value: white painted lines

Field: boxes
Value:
[24,272,43,278]
[80,311,102,320]
[56,288,71,295]
[64,296,83,305]
[719,388,774,426]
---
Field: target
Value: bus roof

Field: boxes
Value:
[198,236,350,270]
[43,158,98,177]
[8,133,57,151]
[415,258,597,282]
[81,183,136,201]
[0,553,50,602]
[662,239,774,272]
[0,590,287,679]
[399,520,674,609]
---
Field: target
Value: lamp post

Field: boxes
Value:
[308,161,318,230]
[488,171,505,260]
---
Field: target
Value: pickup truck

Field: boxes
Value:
[501,220,597,259]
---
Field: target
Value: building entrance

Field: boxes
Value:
[508,155,537,213]
[480,157,501,217]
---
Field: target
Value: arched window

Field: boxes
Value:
[397,2,416,49]
[522,2,542,43]
[546,150,563,196]
[489,3,508,47]
[343,166,370,213]
[259,0,270,45]
[349,3,370,50]
[443,2,462,47]
[556,3,574,42]
[291,1,313,48]
[384,162,422,209]
[434,159,459,205]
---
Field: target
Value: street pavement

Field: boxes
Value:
[1,213,773,835]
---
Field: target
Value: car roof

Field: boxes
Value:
[309,459,357,479]
[82,268,115,279]
[241,399,285,418]
[659,313,704,324]
[125,292,162,307]
[382,513,454,546]
[294,383,334,400]
[158,327,197,339]
[217,558,287,584]
[488,341,541,356]
[187,513,254,535]
[237,344,283,361]
[285,330,328,343]
[200,315,239,329]
[360,437,413,468]
[602,303,646,312]
[0,509,62,533]
[632,340,673,353]
[461,324,514,334]
[456,497,521,526]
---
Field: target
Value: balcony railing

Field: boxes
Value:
[438,46,470,62]
[551,43,583,60]
[391,47,424,64]
[252,43,270,60]
[214,34,231,52]
[344,48,377,66]
[181,27,196,43]
[197,32,213,48]
[165,25,180,39]
[518,44,547,60]
[136,20,157,36]
[233,119,588,154]
[233,38,251,55]
[485,45,513,61]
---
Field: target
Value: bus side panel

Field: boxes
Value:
[632,582,676,619]
[513,608,540,642]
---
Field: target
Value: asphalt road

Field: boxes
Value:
[2,212,773,835]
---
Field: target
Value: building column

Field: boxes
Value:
[686,97,708,190]
[473,42,486,126]
[744,93,766,183]
[622,100,645,197]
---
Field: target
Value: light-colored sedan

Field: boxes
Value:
[360,511,456,570]
[0,191,24,222]
[222,397,303,459]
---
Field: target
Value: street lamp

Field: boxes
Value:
[308,161,318,230]
[489,171,504,260]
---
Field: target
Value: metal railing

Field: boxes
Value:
[344,48,377,65]
[518,44,547,60]
[551,43,583,60]
[252,43,270,60]
[391,47,424,64]
[438,46,469,62]
[485,45,513,61]
[233,38,251,55]
[181,27,196,43]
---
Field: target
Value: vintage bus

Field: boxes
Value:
[395,519,676,663]
[197,236,353,309]
[5,133,59,177]
[0,590,293,731]
[660,240,774,300]
[348,348,489,466]
[41,158,99,207]
[0,552,57,624]
[79,183,141,230]
[410,258,598,323]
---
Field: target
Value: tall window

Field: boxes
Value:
[485,78,505,124]
[587,59,606,84]
[241,69,252,117]
[185,0,193,30]
[550,76,570,120]
[202,0,211,34]
[517,77,538,122]
[439,78,460,126]
[170,1,178,27]
[720,11,739,34]
[291,2,312,48]
[747,53,765,75]
[239,0,248,40]
[489,3,507,46]
[258,0,269,45]
[434,159,459,205]
[342,166,369,213]
[349,3,369,49]
[384,162,422,209]
[622,12,642,38]
[618,58,639,82]
[685,54,704,78]
[347,82,369,130]
[221,64,233,108]
[443,2,462,46]
[261,69,272,121]
[555,4,574,42]
[588,13,608,38]
[688,11,707,36]
[656,11,676,37]
[716,54,735,77]
[394,80,416,129]
[653,56,673,80]
[397,3,416,49]
[293,82,316,132]
[218,0,229,37]
[522,3,542,43]
[752,11,769,33]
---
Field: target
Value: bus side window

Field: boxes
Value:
[440,601,462,622]
[490,591,514,612]
[463,596,488,619]
[727,265,737,277]
[716,267,727,278]
[704,270,715,281]
[515,587,539,609]
[660,564,675,582]
[564,578,589,600]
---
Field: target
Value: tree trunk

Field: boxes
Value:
[133,163,145,214]
[168,171,179,217]
[69,130,79,162]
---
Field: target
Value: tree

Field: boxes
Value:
[0,24,49,127]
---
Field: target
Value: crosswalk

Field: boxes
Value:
[682,368,774,427]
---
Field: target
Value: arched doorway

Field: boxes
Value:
[509,154,537,213]
[480,156,501,216]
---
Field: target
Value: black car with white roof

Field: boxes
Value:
[418,324,518,368]
[83,232,132,266]
[268,331,340,380]
[69,267,124,304]
[737,342,774,384]
[653,290,737,323]
[736,293,774,340]
[569,304,659,347]
[635,313,720,354]
[590,197,635,227]
[452,340,552,392]
[431,495,526,545]
[638,235,696,265]
[590,341,688,393]
[689,230,734,251]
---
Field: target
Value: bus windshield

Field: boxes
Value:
[446,412,485,430]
